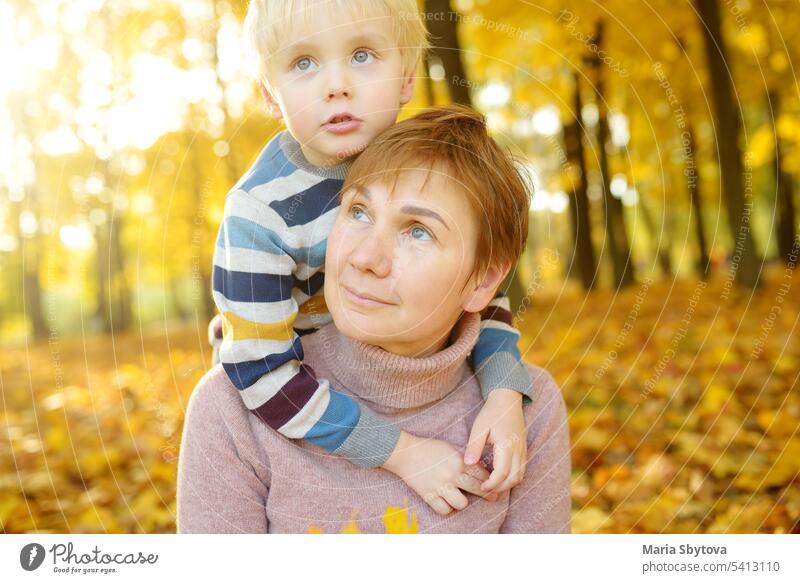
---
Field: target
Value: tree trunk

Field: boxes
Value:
[638,197,673,277]
[564,74,597,290]
[95,212,132,333]
[18,200,47,341]
[767,90,797,264]
[695,0,760,288]
[109,215,131,331]
[424,0,471,105]
[95,222,111,333]
[23,265,47,340]
[589,21,635,288]
[684,124,711,277]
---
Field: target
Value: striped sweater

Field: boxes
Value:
[212,130,534,468]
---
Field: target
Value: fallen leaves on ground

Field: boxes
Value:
[518,266,799,533]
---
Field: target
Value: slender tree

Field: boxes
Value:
[587,21,635,288]
[766,89,797,264]
[563,73,598,290]
[424,0,471,105]
[695,0,761,288]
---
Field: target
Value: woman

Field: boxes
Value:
[177,106,571,533]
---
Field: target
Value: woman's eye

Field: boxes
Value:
[350,206,369,222]
[409,225,433,241]
[352,49,375,65]
[294,57,315,72]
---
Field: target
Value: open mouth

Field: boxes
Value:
[328,114,354,124]
[323,114,362,134]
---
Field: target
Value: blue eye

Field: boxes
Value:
[294,57,316,72]
[410,226,432,241]
[351,205,369,221]
[352,49,375,65]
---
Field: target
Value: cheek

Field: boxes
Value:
[325,226,348,271]
[396,248,464,303]
[362,79,400,111]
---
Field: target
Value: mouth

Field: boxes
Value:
[322,113,362,134]
[343,285,394,306]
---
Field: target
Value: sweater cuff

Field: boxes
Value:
[332,407,402,468]
[475,352,534,404]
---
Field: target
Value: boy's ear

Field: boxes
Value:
[399,63,418,105]
[260,83,283,120]
[462,263,511,313]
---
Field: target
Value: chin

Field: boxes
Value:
[330,305,397,345]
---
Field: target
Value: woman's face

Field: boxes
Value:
[324,166,497,357]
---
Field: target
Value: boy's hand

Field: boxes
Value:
[381,431,497,515]
[464,388,527,495]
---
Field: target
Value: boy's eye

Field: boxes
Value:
[352,49,375,65]
[294,57,315,72]
[409,225,433,241]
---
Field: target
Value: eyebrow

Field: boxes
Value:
[351,185,450,231]
[347,32,391,47]
[282,32,389,60]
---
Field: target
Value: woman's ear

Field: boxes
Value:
[462,263,511,313]
[260,83,283,120]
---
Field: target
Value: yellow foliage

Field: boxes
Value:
[521,270,800,534]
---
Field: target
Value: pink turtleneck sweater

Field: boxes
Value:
[177,312,571,533]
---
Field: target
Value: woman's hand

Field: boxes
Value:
[381,431,497,515]
[463,388,528,495]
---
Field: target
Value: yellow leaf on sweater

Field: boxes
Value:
[383,499,418,534]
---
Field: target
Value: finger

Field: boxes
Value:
[481,444,512,492]
[456,473,498,500]
[455,473,486,496]
[440,486,469,511]
[517,450,527,483]
[464,427,489,465]
[425,495,452,516]
[494,454,522,494]
[464,463,490,483]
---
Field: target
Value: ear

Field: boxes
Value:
[260,83,283,120]
[462,263,511,313]
[399,64,418,105]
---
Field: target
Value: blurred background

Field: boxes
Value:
[1,0,798,533]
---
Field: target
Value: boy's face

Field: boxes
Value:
[263,7,416,167]
[324,166,506,357]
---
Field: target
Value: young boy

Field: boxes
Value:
[211,0,535,513]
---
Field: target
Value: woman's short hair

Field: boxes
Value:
[342,104,532,282]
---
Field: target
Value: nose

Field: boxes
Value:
[324,60,352,100]
[349,230,392,278]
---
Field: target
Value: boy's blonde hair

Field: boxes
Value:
[243,0,430,87]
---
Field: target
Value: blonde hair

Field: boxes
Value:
[243,0,430,86]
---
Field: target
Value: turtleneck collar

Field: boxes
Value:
[312,311,481,414]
